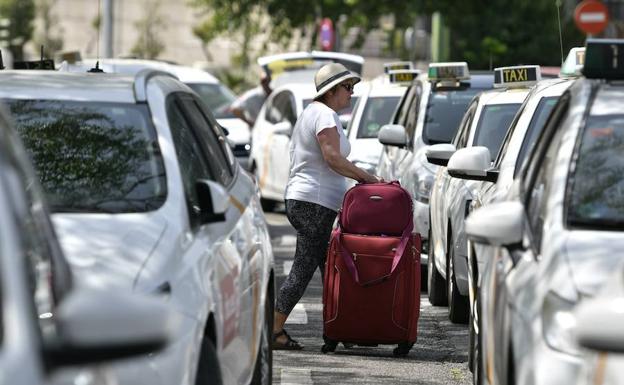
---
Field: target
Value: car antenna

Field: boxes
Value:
[0,49,4,70]
[555,0,565,66]
[88,0,104,73]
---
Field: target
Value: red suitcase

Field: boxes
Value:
[322,182,421,356]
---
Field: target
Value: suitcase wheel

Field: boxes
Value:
[393,342,414,357]
[321,335,338,354]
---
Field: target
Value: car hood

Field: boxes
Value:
[563,230,624,296]
[218,117,251,145]
[51,213,168,291]
[348,138,383,166]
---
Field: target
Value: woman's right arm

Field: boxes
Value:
[317,126,379,183]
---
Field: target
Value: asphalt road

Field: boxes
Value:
[265,210,472,385]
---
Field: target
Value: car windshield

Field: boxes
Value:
[423,87,483,145]
[187,83,237,119]
[568,114,624,229]
[5,100,167,213]
[473,103,521,160]
[357,96,400,138]
[514,96,559,176]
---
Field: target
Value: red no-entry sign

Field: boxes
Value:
[575,0,609,35]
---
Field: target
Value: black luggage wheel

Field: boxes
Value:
[393,342,414,357]
[321,335,338,354]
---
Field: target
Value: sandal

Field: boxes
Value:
[272,329,304,350]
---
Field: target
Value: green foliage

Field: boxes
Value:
[34,0,63,59]
[0,0,35,60]
[130,0,166,59]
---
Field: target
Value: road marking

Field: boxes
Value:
[280,368,313,385]
[285,303,307,324]
[283,261,293,275]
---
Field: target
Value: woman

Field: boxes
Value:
[272,63,381,350]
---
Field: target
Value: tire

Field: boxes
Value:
[447,235,469,324]
[471,295,483,385]
[427,224,447,306]
[251,290,273,385]
[195,336,223,385]
[260,198,277,212]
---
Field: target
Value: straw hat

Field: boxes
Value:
[313,62,361,99]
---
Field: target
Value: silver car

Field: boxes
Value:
[465,39,624,385]
[1,69,274,385]
[0,105,175,385]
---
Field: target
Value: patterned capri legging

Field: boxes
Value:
[275,199,338,315]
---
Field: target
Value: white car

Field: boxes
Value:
[465,39,624,385]
[446,74,577,382]
[59,58,253,169]
[1,69,274,385]
[250,81,365,211]
[426,65,540,323]
[345,71,413,176]
[377,62,493,289]
[0,104,175,385]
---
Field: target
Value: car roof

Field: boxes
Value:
[272,82,317,100]
[367,77,409,97]
[478,86,532,105]
[0,70,175,103]
[60,58,220,84]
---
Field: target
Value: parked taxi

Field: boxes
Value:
[0,68,275,385]
[465,39,624,385]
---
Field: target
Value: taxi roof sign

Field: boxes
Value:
[427,62,470,82]
[384,61,413,74]
[388,69,420,84]
[560,47,585,78]
[582,38,624,80]
[493,65,540,88]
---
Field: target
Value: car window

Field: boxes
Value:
[393,85,416,126]
[167,97,215,227]
[513,97,559,176]
[567,114,624,229]
[187,83,237,119]
[423,87,483,145]
[179,97,234,186]
[266,91,289,124]
[356,96,401,139]
[453,99,478,149]
[472,103,521,160]
[5,100,167,214]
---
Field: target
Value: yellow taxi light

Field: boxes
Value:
[560,47,585,78]
[427,62,470,82]
[388,69,420,84]
[384,61,413,74]
[583,38,624,80]
[493,65,540,88]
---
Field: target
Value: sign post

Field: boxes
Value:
[574,0,609,36]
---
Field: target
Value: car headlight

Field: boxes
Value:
[542,290,580,356]
[415,172,434,204]
[354,161,377,175]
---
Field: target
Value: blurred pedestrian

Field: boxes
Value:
[230,71,272,128]
[272,63,382,350]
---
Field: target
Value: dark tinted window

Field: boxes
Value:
[423,88,483,144]
[568,114,624,228]
[6,100,167,213]
[514,97,559,176]
[187,83,237,119]
[473,104,521,160]
[357,96,401,138]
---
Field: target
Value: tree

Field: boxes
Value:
[130,0,166,60]
[34,0,63,59]
[0,0,35,61]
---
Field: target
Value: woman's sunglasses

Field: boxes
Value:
[339,83,354,92]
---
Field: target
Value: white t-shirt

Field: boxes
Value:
[285,102,351,211]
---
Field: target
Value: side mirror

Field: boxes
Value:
[378,124,408,147]
[196,179,229,223]
[447,146,498,183]
[273,121,293,137]
[465,201,524,248]
[425,143,456,166]
[576,296,624,353]
[46,289,178,368]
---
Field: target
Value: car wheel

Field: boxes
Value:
[447,235,469,324]
[427,224,447,306]
[195,336,223,385]
[472,294,483,385]
[251,290,274,385]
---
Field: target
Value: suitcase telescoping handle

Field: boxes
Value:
[334,220,413,287]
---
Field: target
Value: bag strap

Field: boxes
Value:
[335,219,414,287]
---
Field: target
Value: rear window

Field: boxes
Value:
[423,88,483,144]
[473,104,521,160]
[187,83,237,119]
[356,96,400,138]
[5,100,167,213]
[568,114,624,229]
